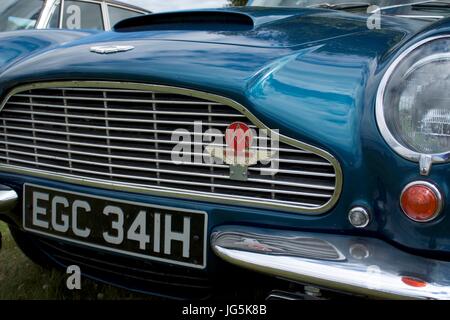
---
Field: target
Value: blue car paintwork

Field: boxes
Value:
[0,29,95,76]
[0,7,449,265]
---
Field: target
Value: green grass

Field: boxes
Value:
[0,222,152,300]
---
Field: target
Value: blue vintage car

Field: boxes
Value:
[0,0,449,300]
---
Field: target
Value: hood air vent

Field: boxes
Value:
[114,11,255,32]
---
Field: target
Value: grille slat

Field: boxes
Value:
[0,84,340,213]
[0,132,310,154]
[2,110,248,127]
[14,93,224,105]
[1,151,334,187]
[0,143,330,168]
[0,156,332,199]
[6,102,247,117]
[0,119,284,143]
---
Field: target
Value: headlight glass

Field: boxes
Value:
[381,37,450,155]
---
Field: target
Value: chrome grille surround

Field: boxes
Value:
[0,81,342,214]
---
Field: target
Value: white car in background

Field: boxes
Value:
[0,0,149,32]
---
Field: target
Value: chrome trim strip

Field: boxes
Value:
[0,81,343,214]
[373,0,437,11]
[211,227,450,300]
[101,0,111,31]
[404,52,450,78]
[375,35,450,165]
[36,0,55,29]
[58,0,64,29]
[400,181,444,222]
[394,15,445,20]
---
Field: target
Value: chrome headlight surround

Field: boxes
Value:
[376,35,450,175]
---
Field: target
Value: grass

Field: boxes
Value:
[0,222,152,300]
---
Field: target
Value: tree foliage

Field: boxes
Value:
[228,0,249,6]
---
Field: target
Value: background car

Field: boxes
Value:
[248,0,450,19]
[0,0,149,32]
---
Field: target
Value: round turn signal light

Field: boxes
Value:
[400,182,443,222]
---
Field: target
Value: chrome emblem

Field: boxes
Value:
[90,45,135,54]
[205,122,276,181]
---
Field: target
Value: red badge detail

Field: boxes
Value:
[225,122,253,159]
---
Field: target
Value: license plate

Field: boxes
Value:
[23,184,207,269]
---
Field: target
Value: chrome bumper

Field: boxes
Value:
[0,184,17,214]
[211,226,450,300]
[0,184,17,251]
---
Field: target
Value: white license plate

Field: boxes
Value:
[23,183,207,269]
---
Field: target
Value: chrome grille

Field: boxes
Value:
[0,82,341,214]
[35,237,213,299]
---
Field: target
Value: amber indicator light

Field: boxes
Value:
[400,183,442,222]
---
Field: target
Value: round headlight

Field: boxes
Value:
[376,36,450,162]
